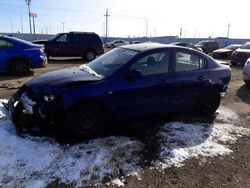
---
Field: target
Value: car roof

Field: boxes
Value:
[0,35,30,44]
[120,42,170,52]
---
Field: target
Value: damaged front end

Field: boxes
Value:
[7,85,64,136]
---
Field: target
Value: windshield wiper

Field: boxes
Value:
[79,64,103,78]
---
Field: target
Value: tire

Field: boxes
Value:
[111,44,115,49]
[85,50,96,61]
[64,103,106,140]
[198,88,221,116]
[10,59,30,76]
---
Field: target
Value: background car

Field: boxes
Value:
[105,39,129,48]
[243,57,250,85]
[170,42,202,51]
[195,40,220,54]
[7,43,231,139]
[231,42,250,65]
[0,35,47,75]
[212,44,241,60]
[33,32,104,61]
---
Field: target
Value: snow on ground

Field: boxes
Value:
[0,101,249,187]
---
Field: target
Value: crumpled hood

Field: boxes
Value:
[25,66,103,92]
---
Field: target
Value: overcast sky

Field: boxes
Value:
[0,0,249,38]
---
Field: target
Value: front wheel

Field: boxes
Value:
[64,103,106,140]
[198,88,221,116]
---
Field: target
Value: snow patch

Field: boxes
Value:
[153,122,250,169]
[111,178,124,187]
[216,106,239,124]
[0,102,143,187]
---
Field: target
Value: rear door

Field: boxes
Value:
[164,49,209,111]
[71,34,88,56]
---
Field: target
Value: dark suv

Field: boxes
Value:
[34,32,104,61]
[195,40,220,54]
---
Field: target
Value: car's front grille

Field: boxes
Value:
[26,88,42,101]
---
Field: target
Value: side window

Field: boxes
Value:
[56,34,68,43]
[0,39,14,48]
[174,51,206,72]
[130,51,170,76]
[72,34,82,44]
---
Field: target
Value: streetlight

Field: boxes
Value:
[144,18,148,38]
[62,22,65,32]
[25,0,32,34]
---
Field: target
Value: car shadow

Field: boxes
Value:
[54,112,215,168]
[0,70,34,82]
[48,57,86,65]
[236,84,250,104]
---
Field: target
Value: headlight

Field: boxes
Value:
[44,94,55,102]
[40,47,45,53]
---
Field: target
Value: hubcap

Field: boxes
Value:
[86,52,95,61]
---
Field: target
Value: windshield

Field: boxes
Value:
[82,48,138,77]
[240,42,250,49]
[225,45,241,50]
[49,33,61,41]
[196,41,207,45]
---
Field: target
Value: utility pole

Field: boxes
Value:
[10,19,13,33]
[180,27,183,38]
[20,13,23,33]
[32,16,36,34]
[25,0,32,34]
[104,9,110,43]
[227,23,231,38]
[144,18,148,38]
[62,22,65,32]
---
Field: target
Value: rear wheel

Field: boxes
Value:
[10,59,30,75]
[64,103,106,140]
[84,50,96,61]
[198,88,221,116]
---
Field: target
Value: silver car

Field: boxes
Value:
[243,57,250,85]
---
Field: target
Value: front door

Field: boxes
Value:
[108,50,171,120]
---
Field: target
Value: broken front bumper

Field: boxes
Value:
[7,86,64,135]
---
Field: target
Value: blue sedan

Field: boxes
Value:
[0,35,47,75]
[6,43,231,139]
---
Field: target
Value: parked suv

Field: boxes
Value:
[33,32,104,61]
[195,40,220,54]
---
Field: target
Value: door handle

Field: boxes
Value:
[196,76,208,81]
[159,80,169,84]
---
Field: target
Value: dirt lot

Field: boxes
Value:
[0,59,250,188]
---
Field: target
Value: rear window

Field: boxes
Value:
[72,34,102,44]
[0,39,14,48]
[174,51,206,72]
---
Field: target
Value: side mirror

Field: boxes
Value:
[126,70,142,81]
